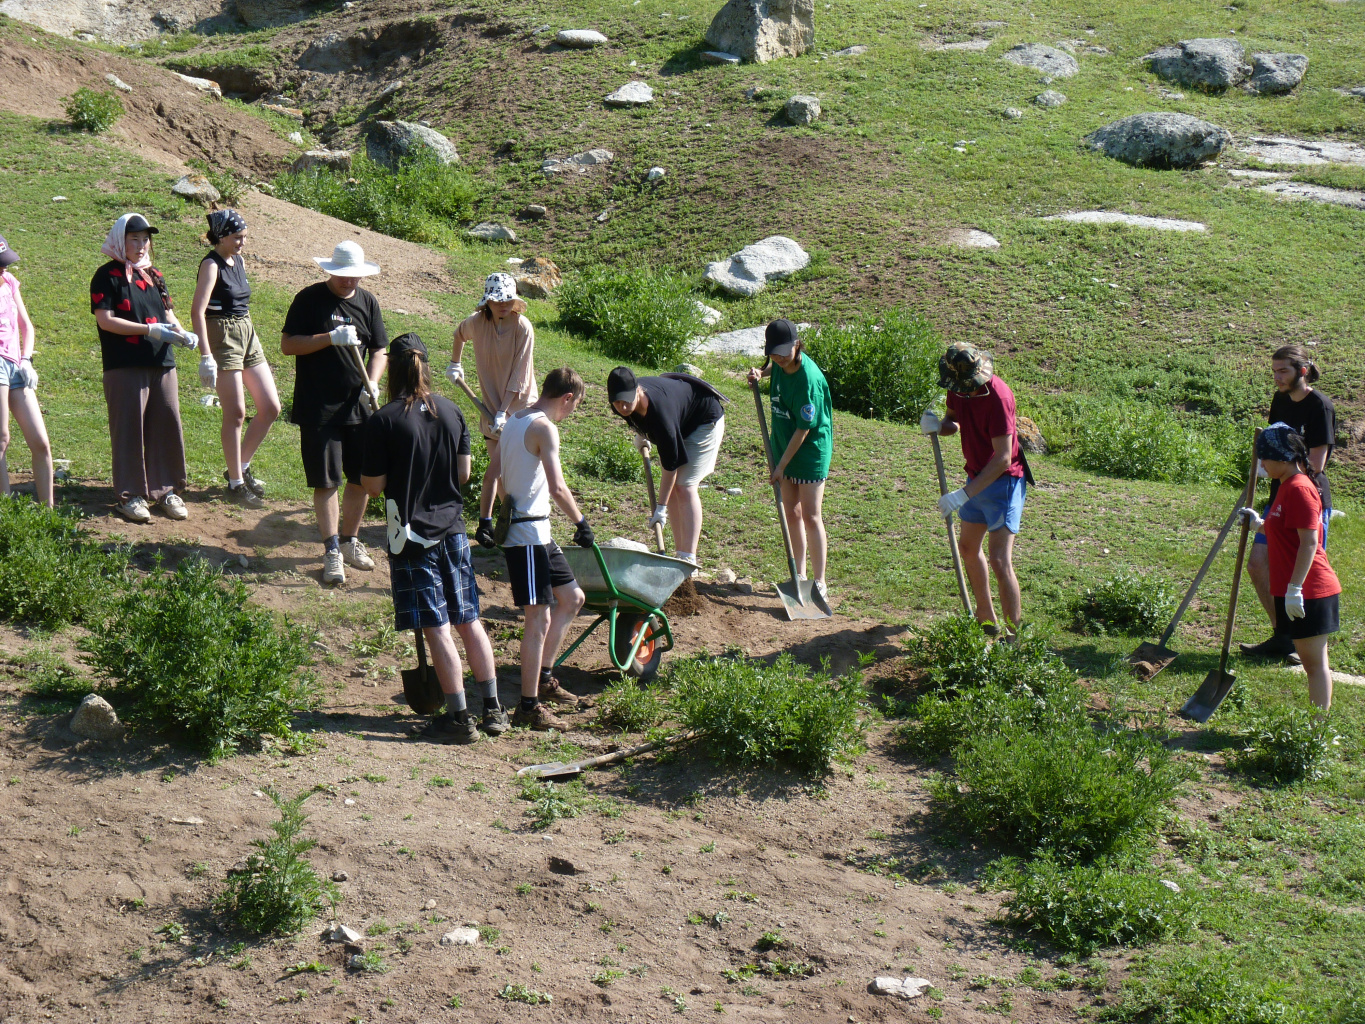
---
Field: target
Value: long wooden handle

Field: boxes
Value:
[1218,430,1262,675]
[348,346,379,413]
[642,452,667,554]
[567,729,700,772]
[751,380,803,583]
[456,376,496,424]
[930,432,972,616]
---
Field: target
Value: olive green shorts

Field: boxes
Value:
[206,315,266,372]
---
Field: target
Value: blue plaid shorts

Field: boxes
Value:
[389,532,481,630]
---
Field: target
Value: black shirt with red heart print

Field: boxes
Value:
[90,260,176,371]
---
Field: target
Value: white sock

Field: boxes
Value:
[228,478,244,489]
[675,551,696,564]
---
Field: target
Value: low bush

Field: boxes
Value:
[1065,400,1245,486]
[804,306,941,423]
[64,88,123,133]
[216,788,336,935]
[1004,856,1192,954]
[273,151,480,246]
[1071,569,1179,636]
[596,676,668,732]
[517,777,586,830]
[669,653,864,774]
[0,496,127,629]
[929,721,1189,864]
[1229,708,1335,784]
[1100,949,1314,1024]
[82,557,316,758]
[910,616,1076,695]
[556,267,706,369]
[896,680,1089,758]
[573,428,641,483]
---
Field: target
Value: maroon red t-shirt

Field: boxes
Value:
[1265,473,1340,599]
[945,376,1025,479]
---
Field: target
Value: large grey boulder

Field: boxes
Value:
[1034,89,1067,108]
[703,236,809,297]
[704,0,815,64]
[604,82,654,106]
[1246,52,1308,95]
[1084,112,1232,169]
[1000,43,1079,78]
[70,694,123,741]
[786,95,821,125]
[236,0,326,29]
[172,174,222,203]
[1143,39,1250,91]
[468,223,516,242]
[556,29,608,48]
[366,121,459,169]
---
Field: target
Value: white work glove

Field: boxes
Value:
[1284,583,1306,620]
[173,328,199,349]
[938,488,969,517]
[632,432,651,456]
[493,410,508,434]
[329,324,361,348]
[919,410,941,435]
[647,504,668,529]
[1238,507,1264,530]
[147,322,178,345]
[198,353,218,389]
[445,360,464,385]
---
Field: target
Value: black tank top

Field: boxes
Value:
[202,250,251,319]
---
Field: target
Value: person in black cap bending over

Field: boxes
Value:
[607,365,726,566]
[361,333,506,742]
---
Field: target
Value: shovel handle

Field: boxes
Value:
[455,376,497,425]
[642,451,667,554]
[930,432,972,617]
[348,346,380,413]
[1218,430,1262,676]
[751,380,804,585]
[414,627,428,669]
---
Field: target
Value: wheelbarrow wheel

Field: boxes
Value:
[614,613,663,681]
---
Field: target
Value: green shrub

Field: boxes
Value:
[557,267,706,369]
[517,777,586,830]
[1229,708,1335,784]
[929,721,1188,864]
[804,306,941,423]
[205,168,248,205]
[573,428,641,483]
[1101,949,1312,1024]
[1004,857,1192,954]
[909,616,1076,695]
[273,151,480,246]
[896,680,1088,758]
[216,788,336,935]
[82,557,316,758]
[64,88,123,133]
[1071,569,1179,636]
[0,496,127,629]
[669,653,865,774]
[1065,400,1245,485]
[596,676,668,732]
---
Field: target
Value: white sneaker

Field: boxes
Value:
[322,549,346,586]
[158,493,188,521]
[814,579,829,603]
[341,537,375,570]
[115,495,151,524]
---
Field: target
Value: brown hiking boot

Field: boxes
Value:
[512,701,568,732]
[538,677,583,710]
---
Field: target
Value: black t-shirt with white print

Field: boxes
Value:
[362,394,471,546]
[282,281,388,427]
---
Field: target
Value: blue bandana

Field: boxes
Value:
[1256,422,1301,463]
[206,209,247,244]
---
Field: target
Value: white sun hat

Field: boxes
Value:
[482,271,518,303]
[313,240,380,277]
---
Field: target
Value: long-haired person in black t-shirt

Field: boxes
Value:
[1241,344,1337,662]
[189,210,281,509]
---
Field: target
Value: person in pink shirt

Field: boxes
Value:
[0,234,53,507]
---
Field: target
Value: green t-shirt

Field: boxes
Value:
[769,355,833,481]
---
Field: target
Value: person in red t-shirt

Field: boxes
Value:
[1239,423,1341,711]
[921,341,1029,635]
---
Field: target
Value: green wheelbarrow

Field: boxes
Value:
[554,543,692,681]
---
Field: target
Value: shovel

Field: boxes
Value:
[401,629,444,715]
[750,380,831,620]
[344,346,380,414]
[929,432,973,617]
[641,447,668,554]
[1179,431,1261,723]
[518,730,700,779]
[453,375,496,426]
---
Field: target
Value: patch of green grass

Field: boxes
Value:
[557,266,707,369]
[804,306,941,424]
[0,497,127,629]
[165,45,280,74]
[571,426,641,484]
[518,777,586,830]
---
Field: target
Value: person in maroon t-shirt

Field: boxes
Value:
[1239,423,1341,711]
[921,341,1029,635]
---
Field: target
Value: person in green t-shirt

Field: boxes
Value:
[747,319,833,603]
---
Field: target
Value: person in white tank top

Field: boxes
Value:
[476,367,593,731]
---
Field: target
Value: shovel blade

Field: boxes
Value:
[1128,642,1179,681]
[1178,669,1237,724]
[401,666,444,716]
[516,761,581,779]
[775,579,831,621]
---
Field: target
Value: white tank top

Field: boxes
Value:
[499,409,552,546]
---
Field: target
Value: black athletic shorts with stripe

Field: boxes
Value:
[503,541,575,607]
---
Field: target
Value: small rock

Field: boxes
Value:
[1016,416,1047,454]
[946,228,1000,249]
[1001,43,1079,78]
[691,984,714,995]
[716,568,737,584]
[227,860,250,876]
[705,0,814,63]
[646,166,666,181]
[199,394,219,407]
[348,953,368,969]
[287,131,303,145]
[1160,879,1181,893]
[104,74,132,93]
[725,487,743,496]
[595,210,611,223]
[703,235,809,297]
[252,790,265,798]
[237,553,249,568]
[692,303,722,327]
[1004,107,1024,119]
[521,204,548,219]
[70,694,123,741]
[701,51,741,65]
[605,81,654,107]
[556,29,609,48]
[468,223,517,242]
[694,326,767,358]
[424,898,438,911]
[677,360,707,375]
[170,816,205,825]
[1245,52,1308,95]
[834,45,868,57]
[541,149,614,174]
[785,94,821,125]
[377,79,404,98]
[1034,89,1067,108]
[1084,112,1231,169]
[441,927,480,946]
[175,73,221,97]
[1041,210,1206,232]
[511,256,562,300]
[330,923,364,944]
[51,196,67,203]
[75,32,96,42]
[344,798,356,806]
[872,976,933,1000]
[332,870,349,883]
[171,174,222,204]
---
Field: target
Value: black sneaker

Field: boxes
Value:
[410,712,478,745]
[480,704,511,736]
[1239,634,1296,658]
[241,464,266,497]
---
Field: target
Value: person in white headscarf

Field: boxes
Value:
[90,213,198,523]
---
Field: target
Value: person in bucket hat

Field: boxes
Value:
[448,271,537,546]
[281,241,389,586]
[0,233,53,507]
[921,341,1029,636]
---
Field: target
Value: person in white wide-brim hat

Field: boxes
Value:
[281,240,390,586]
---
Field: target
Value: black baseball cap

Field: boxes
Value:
[608,366,638,404]
[124,214,159,235]
[389,332,428,361]
[0,235,17,268]
[764,318,799,357]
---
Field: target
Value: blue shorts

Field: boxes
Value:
[389,532,481,630]
[1254,504,1332,551]
[958,474,1026,534]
